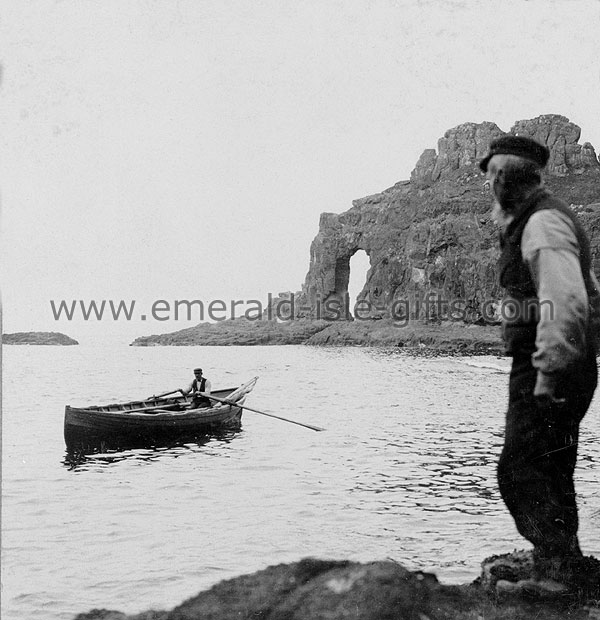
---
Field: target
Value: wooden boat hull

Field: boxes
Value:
[64,380,257,448]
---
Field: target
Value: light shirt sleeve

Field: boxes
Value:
[521,209,589,374]
[203,379,212,395]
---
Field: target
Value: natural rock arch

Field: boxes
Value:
[294,115,600,323]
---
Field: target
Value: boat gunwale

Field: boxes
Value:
[65,401,244,421]
[67,387,239,412]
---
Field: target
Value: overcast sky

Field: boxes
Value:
[2,0,599,343]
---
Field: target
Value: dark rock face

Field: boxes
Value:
[73,556,600,620]
[130,318,331,346]
[2,331,79,345]
[296,115,600,323]
[164,559,432,620]
[480,550,600,602]
[511,114,599,176]
[412,121,505,187]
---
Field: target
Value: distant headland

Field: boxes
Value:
[131,318,503,354]
[131,114,600,350]
[2,331,79,345]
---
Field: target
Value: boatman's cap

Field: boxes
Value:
[479,135,550,172]
[194,368,202,373]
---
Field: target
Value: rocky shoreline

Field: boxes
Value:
[73,552,600,620]
[2,331,79,345]
[131,114,599,355]
[130,318,504,354]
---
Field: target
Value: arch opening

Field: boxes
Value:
[348,250,370,318]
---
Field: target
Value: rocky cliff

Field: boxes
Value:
[131,114,600,348]
[293,115,600,323]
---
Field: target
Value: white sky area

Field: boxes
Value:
[2,0,599,344]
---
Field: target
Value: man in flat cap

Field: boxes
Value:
[481,135,600,596]
[180,367,213,408]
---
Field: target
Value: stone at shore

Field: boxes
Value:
[73,553,600,620]
[2,331,79,345]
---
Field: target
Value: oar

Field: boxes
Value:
[121,404,178,414]
[147,389,182,399]
[199,392,325,432]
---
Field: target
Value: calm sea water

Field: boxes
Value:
[2,344,599,620]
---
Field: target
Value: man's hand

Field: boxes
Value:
[534,372,566,406]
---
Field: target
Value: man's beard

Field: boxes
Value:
[491,199,513,231]
[493,181,522,212]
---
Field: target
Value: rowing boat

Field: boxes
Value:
[64,377,258,447]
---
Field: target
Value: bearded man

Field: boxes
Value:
[480,135,600,596]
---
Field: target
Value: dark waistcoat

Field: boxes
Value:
[498,187,592,353]
[192,377,207,392]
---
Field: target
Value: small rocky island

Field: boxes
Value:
[131,114,600,351]
[2,331,79,345]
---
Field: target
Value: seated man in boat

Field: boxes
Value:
[180,368,213,409]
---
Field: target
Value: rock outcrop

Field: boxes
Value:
[73,555,600,620]
[130,317,504,351]
[2,331,79,345]
[131,318,331,346]
[131,114,600,347]
[295,114,600,323]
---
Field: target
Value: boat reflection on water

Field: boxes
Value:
[63,429,242,470]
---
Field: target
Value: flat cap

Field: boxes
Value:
[479,135,549,172]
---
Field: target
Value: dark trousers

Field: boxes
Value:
[191,394,211,408]
[498,351,597,563]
